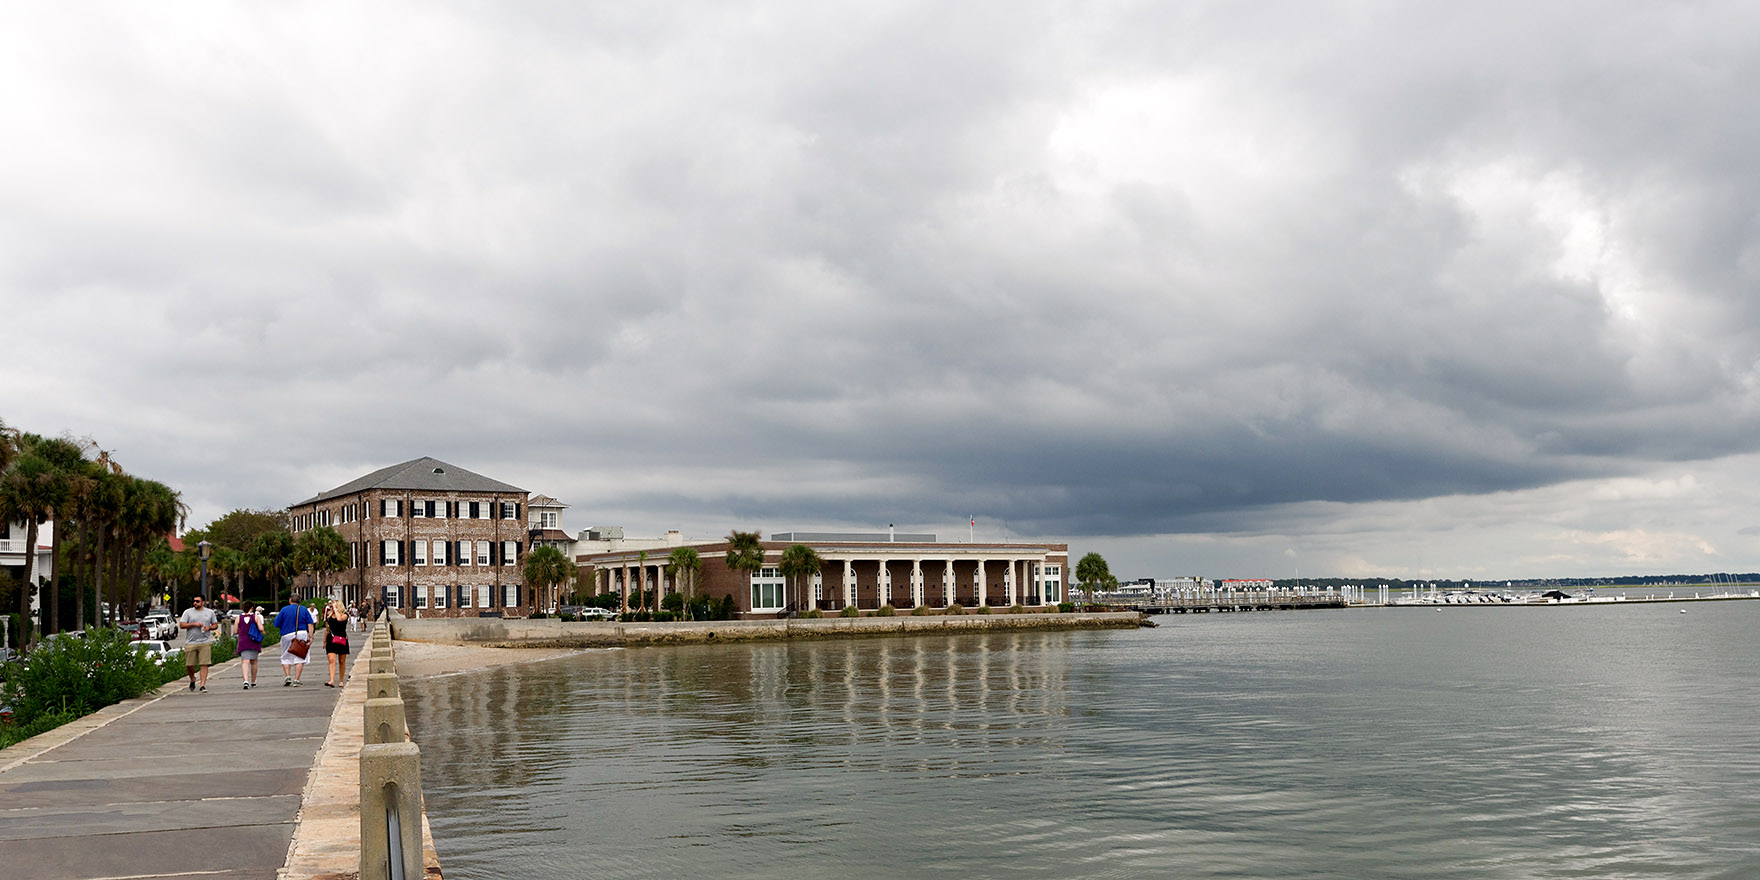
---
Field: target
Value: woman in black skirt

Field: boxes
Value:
[323,600,350,687]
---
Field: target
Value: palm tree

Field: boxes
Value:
[724,530,765,616]
[248,530,297,605]
[779,543,823,616]
[294,526,350,602]
[79,465,125,629]
[1,451,64,643]
[32,437,87,633]
[522,545,574,615]
[667,546,702,619]
[1075,552,1112,609]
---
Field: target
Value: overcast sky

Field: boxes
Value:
[4,1,1759,581]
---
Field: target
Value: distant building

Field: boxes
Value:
[287,457,531,615]
[582,534,1069,618]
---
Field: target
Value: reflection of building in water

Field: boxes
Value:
[584,533,1069,618]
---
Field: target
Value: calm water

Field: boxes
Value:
[403,602,1760,879]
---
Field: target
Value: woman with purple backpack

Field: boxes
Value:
[236,605,266,689]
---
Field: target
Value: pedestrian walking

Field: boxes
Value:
[236,605,266,688]
[178,595,219,693]
[323,600,350,687]
[273,599,315,687]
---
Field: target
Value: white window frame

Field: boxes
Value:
[413,500,426,518]
[502,541,517,566]
[385,584,401,608]
[457,541,470,567]
[415,585,429,609]
[383,541,400,566]
[541,511,558,529]
[751,566,785,611]
[474,584,489,608]
[413,540,427,566]
[458,586,473,609]
[503,584,518,607]
[476,541,490,566]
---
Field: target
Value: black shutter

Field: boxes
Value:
[515,503,522,521]
[515,541,523,562]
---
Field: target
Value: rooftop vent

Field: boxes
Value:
[433,467,444,474]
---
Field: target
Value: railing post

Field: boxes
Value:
[365,696,410,745]
[360,741,425,880]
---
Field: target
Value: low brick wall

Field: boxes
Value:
[389,611,1141,647]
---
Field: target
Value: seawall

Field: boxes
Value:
[389,611,1142,647]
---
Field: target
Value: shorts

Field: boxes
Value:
[326,638,349,656]
[182,642,213,667]
[238,649,260,660]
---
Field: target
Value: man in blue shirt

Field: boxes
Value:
[272,600,316,687]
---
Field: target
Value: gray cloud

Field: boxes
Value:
[4,1,1760,577]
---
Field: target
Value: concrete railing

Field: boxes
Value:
[359,618,427,880]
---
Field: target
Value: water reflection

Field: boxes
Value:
[405,608,1760,880]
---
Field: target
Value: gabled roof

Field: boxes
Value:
[527,494,568,508]
[296,457,526,506]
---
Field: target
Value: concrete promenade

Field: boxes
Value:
[0,651,341,880]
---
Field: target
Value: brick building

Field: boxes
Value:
[287,457,532,616]
[581,533,1069,618]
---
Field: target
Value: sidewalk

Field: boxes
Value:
[0,655,342,880]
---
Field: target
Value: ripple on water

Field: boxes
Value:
[405,608,1760,880]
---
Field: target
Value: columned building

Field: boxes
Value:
[580,532,1068,618]
[287,457,531,616]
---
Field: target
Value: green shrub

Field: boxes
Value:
[1007,604,1025,614]
[875,605,896,617]
[716,595,737,620]
[660,593,684,613]
[653,611,676,622]
[1058,602,1076,613]
[942,605,964,615]
[838,606,860,618]
[976,605,991,614]
[1,627,165,730]
[0,703,83,749]
[910,605,933,616]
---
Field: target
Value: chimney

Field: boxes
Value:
[889,524,894,542]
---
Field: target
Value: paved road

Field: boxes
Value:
[0,656,340,880]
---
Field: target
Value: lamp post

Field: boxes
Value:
[198,540,213,602]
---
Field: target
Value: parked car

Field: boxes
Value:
[142,612,175,641]
[576,607,615,620]
[131,640,178,665]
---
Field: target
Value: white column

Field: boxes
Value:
[877,558,888,608]
[844,559,855,609]
[977,559,988,607]
[911,559,924,608]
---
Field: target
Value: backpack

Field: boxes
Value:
[244,613,263,643]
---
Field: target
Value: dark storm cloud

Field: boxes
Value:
[4,1,1760,575]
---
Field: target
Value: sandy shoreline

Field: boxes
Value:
[390,639,587,679]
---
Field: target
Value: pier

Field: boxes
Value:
[1134,594,1349,614]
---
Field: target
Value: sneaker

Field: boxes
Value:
[290,680,303,687]
[189,680,196,691]
[243,683,251,690]
[198,686,207,693]
[283,678,291,687]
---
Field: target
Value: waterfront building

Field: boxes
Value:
[581,532,1069,618]
[0,518,54,624]
[286,457,531,615]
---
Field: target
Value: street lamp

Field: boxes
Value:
[198,540,213,601]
